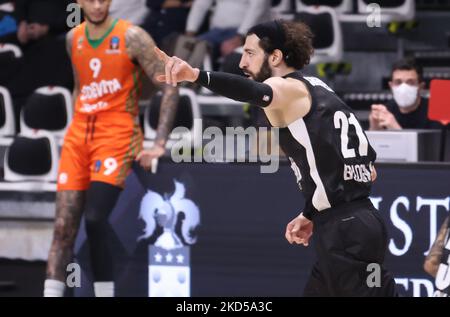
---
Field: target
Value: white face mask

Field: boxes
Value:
[392,83,419,108]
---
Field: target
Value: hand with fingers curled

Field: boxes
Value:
[285,212,313,246]
[135,144,165,172]
[369,104,401,130]
[154,47,200,87]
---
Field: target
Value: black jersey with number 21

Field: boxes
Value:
[278,72,377,219]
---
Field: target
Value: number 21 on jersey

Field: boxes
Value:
[334,111,368,158]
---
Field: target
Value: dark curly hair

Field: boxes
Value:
[391,57,423,82]
[248,20,314,70]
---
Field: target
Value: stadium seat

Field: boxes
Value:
[3,130,59,183]
[20,86,72,139]
[0,43,22,86]
[271,0,295,18]
[272,0,294,11]
[144,88,202,149]
[295,6,343,64]
[296,0,353,14]
[357,0,415,21]
[0,86,15,136]
[0,43,21,58]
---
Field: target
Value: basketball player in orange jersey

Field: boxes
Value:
[43,0,179,297]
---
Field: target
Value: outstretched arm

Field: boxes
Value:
[154,47,308,114]
[154,47,274,108]
[125,26,179,171]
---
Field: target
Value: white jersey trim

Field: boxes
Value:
[288,118,331,211]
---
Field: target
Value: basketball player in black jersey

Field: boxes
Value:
[155,20,398,296]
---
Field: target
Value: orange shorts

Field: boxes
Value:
[57,112,143,191]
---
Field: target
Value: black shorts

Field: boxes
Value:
[304,199,398,297]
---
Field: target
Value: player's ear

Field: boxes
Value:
[271,49,283,66]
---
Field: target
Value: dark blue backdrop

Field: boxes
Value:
[74,161,450,297]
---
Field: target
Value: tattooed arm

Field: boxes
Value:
[125,26,179,169]
[424,216,450,277]
[66,29,79,108]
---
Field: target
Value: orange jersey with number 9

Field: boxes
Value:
[71,19,143,116]
[57,19,144,191]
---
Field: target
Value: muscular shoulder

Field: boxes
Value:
[263,76,309,109]
[125,25,147,43]
[264,77,308,95]
[125,25,156,60]
[124,25,164,82]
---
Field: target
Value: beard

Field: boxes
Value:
[84,12,109,26]
[254,57,273,83]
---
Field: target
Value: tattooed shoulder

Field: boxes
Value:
[125,25,162,77]
[125,25,145,57]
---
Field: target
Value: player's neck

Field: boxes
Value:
[272,65,297,78]
[86,16,114,40]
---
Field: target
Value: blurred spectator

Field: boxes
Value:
[0,1,17,42]
[185,0,271,59]
[142,0,192,47]
[109,0,149,26]
[6,0,73,130]
[369,58,442,130]
[15,0,72,45]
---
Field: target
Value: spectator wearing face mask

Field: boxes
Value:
[369,58,442,130]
